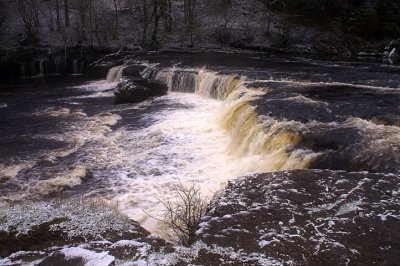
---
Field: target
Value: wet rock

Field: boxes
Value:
[39,252,87,266]
[121,64,147,78]
[114,78,168,104]
[0,201,152,258]
[196,170,400,265]
[131,78,169,93]
[87,65,112,79]
[388,48,399,63]
[0,200,175,265]
[383,40,400,63]
[0,217,70,258]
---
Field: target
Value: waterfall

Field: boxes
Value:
[152,68,243,100]
[106,65,126,83]
[72,59,79,75]
[147,66,320,172]
[39,60,45,76]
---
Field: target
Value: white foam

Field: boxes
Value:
[30,164,86,196]
[104,93,249,234]
[39,90,296,235]
[0,162,34,181]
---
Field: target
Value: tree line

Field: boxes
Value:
[260,0,400,40]
[14,0,198,47]
[11,0,400,49]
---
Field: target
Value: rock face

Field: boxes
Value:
[114,78,168,104]
[121,64,147,77]
[0,201,169,265]
[196,170,400,265]
[1,170,399,265]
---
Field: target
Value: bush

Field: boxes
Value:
[159,181,209,246]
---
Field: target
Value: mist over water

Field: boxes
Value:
[1,56,400,235]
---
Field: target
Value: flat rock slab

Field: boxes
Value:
[196,169,400,265]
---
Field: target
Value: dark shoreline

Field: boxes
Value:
[0,43,393,83]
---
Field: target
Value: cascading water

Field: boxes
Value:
[2,64,313,236]
[72,59,78,75]
[147,66,322,172]
[106,65,126,83]
[2,58,400,238]
[39,60,45,76]
[145,64,400,173]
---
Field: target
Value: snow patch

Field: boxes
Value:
[61,247,115,266]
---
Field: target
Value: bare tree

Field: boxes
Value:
[0,16,5,34]
[43,0,55,31]
[140,0,150,46]
[147,182,209,246]
[64,0,70,27]
[183,0,197,47]
[159,0,173,33]
[55,0,62,31]
[151,0,161,46]
[16,0,40,42]
[0,1,5,33]
[113,0,119,39]
[134,0,161,47]
[76,0,93,44]
[262,0,284,33]
[89,1,115,47]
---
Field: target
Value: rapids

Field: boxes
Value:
[1,54,400,235]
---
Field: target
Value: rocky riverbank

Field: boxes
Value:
[1,169,399,265]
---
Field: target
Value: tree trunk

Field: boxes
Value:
[151,0,160,47]
[166,0,173,32]
[64,0,70,27]
[160,0,172,33]
[113,0,118,39]
[267,7,272,33]
[55,0,61,31]
[183,0,196,46]
[141,0,148,46]
[16,0,40,41]
[89,1,93,45]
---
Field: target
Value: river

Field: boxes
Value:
[1,53,399,235]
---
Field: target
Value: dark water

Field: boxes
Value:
[141,53,400,173]
[1,54,400,233]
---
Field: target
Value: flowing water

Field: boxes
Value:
[1,54,400,235]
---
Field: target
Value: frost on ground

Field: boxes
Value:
[196,169,400,265]
[0,200,169,265]
[0,200,142,241]
[1,170,399,265]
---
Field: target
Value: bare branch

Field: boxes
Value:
[146,181,209,246]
